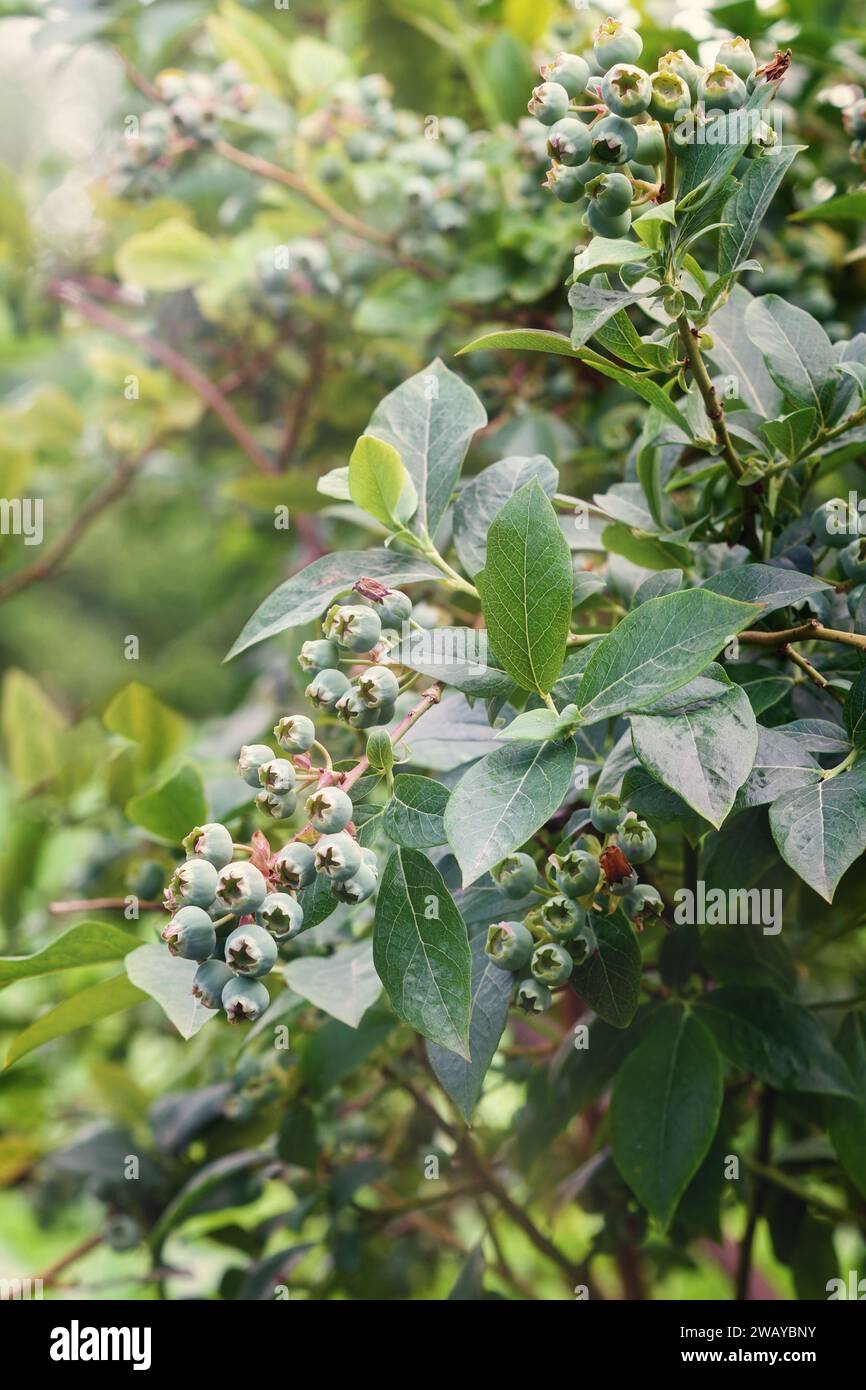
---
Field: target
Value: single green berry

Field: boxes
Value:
[546,117,591,166]
[531,941,573,985]
[716,36,756,82]
[744,120,777,156]
[324,603,382,652]
[238,743,274,788]
[492,852,537,899]
[812,498,861,548]
[361,846,379,878]
[222,976,269,1023]
[215,862,268,914]
[515,976,553,1015]
[306,785,353,833]
[841,539,866,583]
[306,668,352,711]
[623,883,664,919]
[484,920,534,971]
[299,639,339,674]
[271,841,317,891]
[527,80,571,127]
[377,589,413,627]
[332,863,378,904]
[192,958,235,1008]
[657,49,703,100]
[633,120,665,166]
[698,64,747,112]
[541,51,591,99]
[335,687,381,729]
[258,758,297,795]
[555,848,601,898]
[602,64,651,117]
[105,1214,142,1252]
[617,813,657,864]
[274,714,316,752]
[570,921,598,965]
[225,923,277,978]
[162,905,216,961]
[586,201,632,237]
[544,162,585,202]
[628,160,658,182]
[540,894,586,941]
[590,791,623,833]
[168,858,219,909]
[573,157,606,184]
[648,70,690,123]
[587,170,633,214]
[593,18,643,68]
[590,113,638,165]
[256,789,296,820]
[357,666,400,708]
[314,831,362,882]
[182,822,233,870]
[374,699,396,726]
[258,891,304,940]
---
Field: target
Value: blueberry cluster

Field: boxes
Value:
[483,795,662,1015]
[301,587,412,730]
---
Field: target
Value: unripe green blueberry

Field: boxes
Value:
[591,113,638,165]
[335,687,381,729]
[555,848,601,898]
[306,785,353,833]
[374,699,396,727]
[812,498,861,548]
[168,858,219,909]
[658,49,703,100]
[404,174,435,210]
[541,51,591,99]
[586,201,632,237]
[306,668,351,711]
[274,714,316,753]
[648,70,691,123]
[591,791,623,833]
[573,157,606,184]
[531,941,573,985]
[324,604,382,652]
[225,923,277,977]
[485,920,534,971]
[716,36,756,82]
[222,976,270,1023]
[377,589,413,626]
[332,863,378,904]
[492,852,537,899]
[192,958,235,1008]
[162,905,216,961]
[258,891,304,940]
[540,894,586,941]
[106,1214,142,1252]
[314,831,362,882]
[698,64,747,112]
[515,976,553,1015]
[544,162,584,202]
[256,789,296,820]
[628,160,658,182]
[361,846,379,878]
[299,638,340,674]
[182,822,233,870]
[744,120,777,157]
[258,758,297,795]
[357,665,400,709]
[571,920,598,965]
[587,170,633,214]
[841,539,866,583]
[617,813,657,864]
[546,117,592,166]
[593,18,643,68]
[216,862,268,914]
[622,883,664,918]
[271,841,316,891]
[527,81,571,127]
[848,584,866,619]
[633,119,665,166]
[238,743,275,788]
[602,64,651,117]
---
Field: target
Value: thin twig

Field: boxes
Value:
[783,643,845,704]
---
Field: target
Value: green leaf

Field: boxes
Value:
[676,81,777,203]
[1,669,67,789]
[0,922,141,989]
[495,709,561,742]
[115,218,221,291]
[383,774,449,848]
[476,479,573,695]
[705,286,783,418]
[148,1150,273,1250]
[102,681,187,771]
[791,191,866,223]
[372,848,471,1055]
[611,1006,722,1229]
[568,282,648,349]
[125,944,214,1040]
[843,669,866,748]
[701,925,797,996]
[347,435,417,528]
[365,728,393,774]
[702,563,830,617]
[696,988,858,1098]
[283,940,381,1029]
[629,667,757,828]
[770,759,866,902]
[365,358,487,537]
[444,737,576,887]
[734,726,822,809]
[758,407,817,459]
[718,145,804,275]
[453,454,558,578]
[427,925,513,1122]
[828,1011,866,1200]
[745,294,838,423]
[575,589,761,725]
[126,764,207,843]
[602,522,691,572]
[353,269,447,338]
[5,974,146,1067]
[227,550,441,658]
[571,237,648,283]
[458,328,583,358]
[580,348,693,436]
[621,766,710,845]
[570,910,642,1029]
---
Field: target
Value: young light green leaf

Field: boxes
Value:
[0,922,141,989]
[126,764,207,843]
[476,478,573,695]
[283,940,381,1029]
[383,774,449,848]
[427,926,513,1122]
[769,760,866,902]
[458,328,584,358]
[494,708,561,742]
[571,237,648,282]
[5,974,146,1067]
[348,435,417,527]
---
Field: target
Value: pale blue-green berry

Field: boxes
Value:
[531,941,573,985]
[225,923,278,977]
[527,80,570,127]
[258,758,297,795]
[192,958,235,1008]
[841,539,866,583]
[658,49,703,100]
[162,906,216,961]
[586,201,631,237]
[271,841,316,891]
[812,498,860,548]
[848,584,866,619]
[222,976,270,1023]
[216,862,268,914]
[357,666,400,709]
[492,852,537,899]
[544,163,584,203]
[314,831,362,882]
[633,119,665,166]
[623,883,664,918]
[546,117,591,166]
[591,114,638,164]
[648,70,690,123]
[591,791,623,833]
[258,892,304,940]
[361,846,379,878]
[602,64,651,116]
[374,699,396,726]
[540,895,586,941]
[238,743,274,788]
[332,863,378,904]
[571,921,598,965]
[299,639,339,674]
[541,51,591,99]
[335,688,381,729]
[698,64,747,112]
[306,668,352,711]
[168,858,219,909]
[305,785,353,833]
[324,604,382,652]
[629,160,658,181]
[574,158,606,184]
[515,976,553,1014]
[182,822,233,870]
[593,18,642,68]
[587,170,633,214]
[274,714,316,752]
[256,789,296,820]
[485,920,534,971]
[376,589,413,627]
[716,36,756,81]
[617,813,657,864]
[555,848,600,898]
[105,1214,142,1251]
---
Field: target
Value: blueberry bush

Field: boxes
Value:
[1,0,866,1303]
